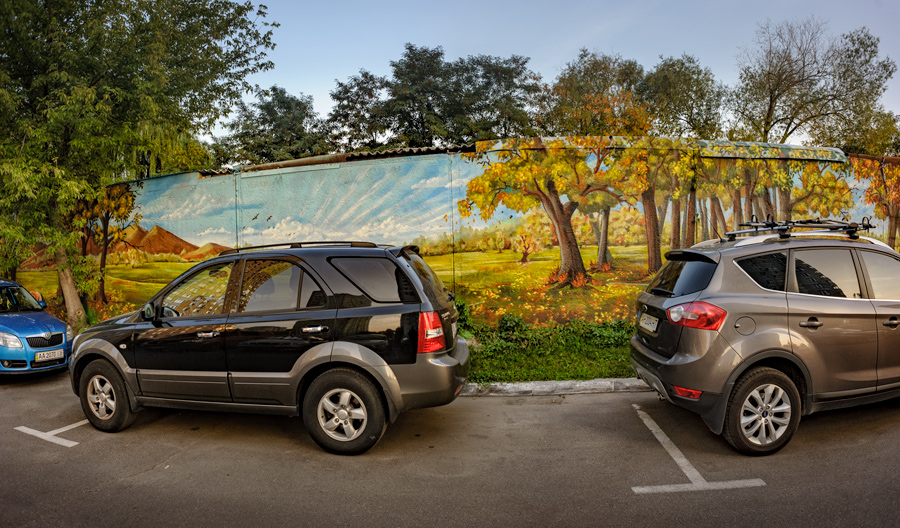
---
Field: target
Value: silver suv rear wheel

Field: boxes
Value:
[723,367,801,455]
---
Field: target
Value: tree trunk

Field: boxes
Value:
[733,189,744,229]
[762,188,776,220]
[743,170,754,223]
[56,249,86,329]
[711,196,727,236]
[590,207,614,268]
[889,211,899,250]
[778,187,793,221]
[657,194,670,239]
[699,198,710,241]
[670,197,682,250]
[97,213,110,303]
[538,179,587,286]
[685,186,697,247]
[642,188,662,273]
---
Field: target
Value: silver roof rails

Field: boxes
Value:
[724,217,876,242]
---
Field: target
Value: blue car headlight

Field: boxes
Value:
[0,332,23,348]
[66,324,75,342]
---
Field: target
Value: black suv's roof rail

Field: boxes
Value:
[724,217,876,242]
[220,241,386,255]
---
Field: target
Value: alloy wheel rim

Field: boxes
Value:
[740,383,791,446]
[317,388,367,442]
[86,375,117,420]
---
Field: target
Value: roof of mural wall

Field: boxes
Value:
[131,136,879,184]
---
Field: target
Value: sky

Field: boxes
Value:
[235,0,899,142]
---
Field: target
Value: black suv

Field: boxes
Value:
[631,219,900,455]
[69,242,469,454]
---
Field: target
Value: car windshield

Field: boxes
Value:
[0,286,43,313]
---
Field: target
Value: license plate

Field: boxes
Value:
[35,349,64,362]
[639,313,659,333]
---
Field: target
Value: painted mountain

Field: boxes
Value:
[112,225,198,255]
[20,225,229,270]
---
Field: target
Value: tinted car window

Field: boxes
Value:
[162,261,234,317]
[331,257,417,303]
[401,250,446,305]
[0,286,43,312]
[647,257,717,297]
[238,260,303,313]
[794,249,861,298]
[859,251,900,300]
[737,252,787,291]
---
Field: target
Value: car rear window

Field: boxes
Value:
[647,256,717,297]
[330,257,419,303]
[399,250,448,306]
[736,252,787,291]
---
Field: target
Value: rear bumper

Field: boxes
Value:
[631,335,726,433]
[391,338,470,412]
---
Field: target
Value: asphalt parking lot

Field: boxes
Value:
[3,370,900,527]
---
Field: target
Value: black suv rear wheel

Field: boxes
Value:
[302,368,386,455]
[723,367,801,455]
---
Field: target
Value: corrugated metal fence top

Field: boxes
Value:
[240,145,475,173]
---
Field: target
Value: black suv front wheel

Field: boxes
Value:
[723,367,801,455]
[302,369,387,455]
[80,359,137,432]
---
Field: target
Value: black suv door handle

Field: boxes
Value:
[302,326,329,334]
[196,331,221,339]
[883,317,900,328]
[799,318,823,328]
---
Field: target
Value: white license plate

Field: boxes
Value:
[35,349,64,362]
[639,313,659,333]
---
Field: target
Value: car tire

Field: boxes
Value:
[723,367,801,456]
[302,368,386,455]
[79,360,137,432]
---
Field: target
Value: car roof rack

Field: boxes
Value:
[219,241,385,256]
[723,217,876,242]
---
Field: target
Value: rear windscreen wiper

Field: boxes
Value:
[650,287,675,297]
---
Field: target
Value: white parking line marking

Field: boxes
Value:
[15,419,89,448]
[632,404,766,494]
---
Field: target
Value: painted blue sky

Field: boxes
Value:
[233,0,899,135]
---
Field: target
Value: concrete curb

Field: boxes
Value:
[459,377,651,397]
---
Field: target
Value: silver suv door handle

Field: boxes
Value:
[302,326,329,334]
[883,318,900,328]
[196,331,221,339]
[799,319,823,328]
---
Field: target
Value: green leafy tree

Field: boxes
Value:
[328,70,392,152]
[220,86,330,165]
[0,0,276,327]
[641,54,726,139]
[731,17,896,144]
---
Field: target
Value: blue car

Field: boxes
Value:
[0,280,73,374]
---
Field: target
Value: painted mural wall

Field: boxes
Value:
[110,137,874,326]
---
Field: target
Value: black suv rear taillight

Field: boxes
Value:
[418,312,445,354]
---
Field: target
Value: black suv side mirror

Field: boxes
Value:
[142,302,156,321]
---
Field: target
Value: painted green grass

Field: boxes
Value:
[425,245,649,326]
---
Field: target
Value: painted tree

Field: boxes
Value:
[854,158,900,248]
[459,138,591,286]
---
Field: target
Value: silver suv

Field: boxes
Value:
[631,219,900,455]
